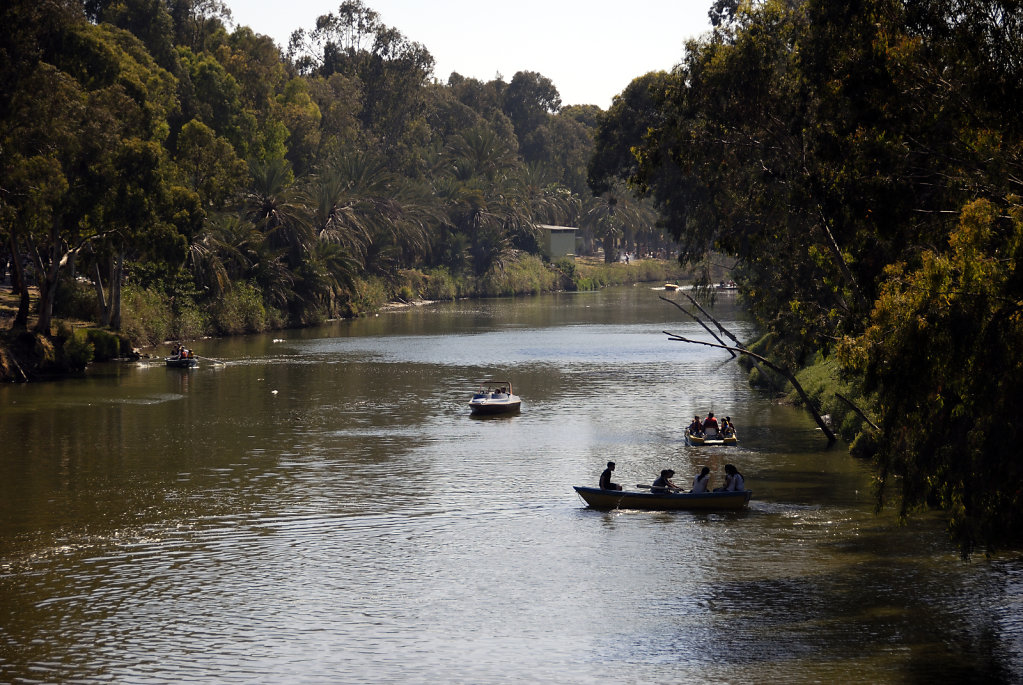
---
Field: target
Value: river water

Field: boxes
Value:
[1,286,1021,684]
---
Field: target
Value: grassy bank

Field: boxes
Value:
[1,254,687,381]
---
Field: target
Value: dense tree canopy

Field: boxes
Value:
[4,0,645,339]
[591,0,1023,555]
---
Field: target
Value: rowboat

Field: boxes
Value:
[468,381,521,415]
[573,486,751,511]
[685,430,738,446]
[165,355,198,368]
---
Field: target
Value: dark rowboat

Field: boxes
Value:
[573,486,751,511]
[165,356,198,368]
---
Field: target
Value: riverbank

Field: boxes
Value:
[1,255,689,381]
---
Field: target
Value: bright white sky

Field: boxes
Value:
[227,0,714,109]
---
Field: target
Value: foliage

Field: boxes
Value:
[838,200,1023,555]
[588,0,1023,555]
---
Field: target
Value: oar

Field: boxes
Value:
[195,355,227,366]
[635,483,686,492]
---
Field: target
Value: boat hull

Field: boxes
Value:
[468,399,521,415]
[685,432,737,446]
[165,357,198,368]
[574,486,751,511]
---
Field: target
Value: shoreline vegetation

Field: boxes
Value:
[0,254,690,382]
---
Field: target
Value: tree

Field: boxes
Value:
[839,199,1023,555]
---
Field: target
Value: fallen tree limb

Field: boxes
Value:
[835,392,879,431]
[663,331,838,445]
[658,296,735,357]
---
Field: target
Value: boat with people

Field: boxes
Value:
[165,345,197,368]
[685,430,738,446]
[685,412,738,446]
[165,355,197,368]
[468,381,521,415]
[573,486,751,511]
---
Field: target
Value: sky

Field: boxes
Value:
[227,0,715,109]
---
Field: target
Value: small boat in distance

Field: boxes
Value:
[686,429,738,446]
[165,355,197,368]
[573,486,751,511]
[165,344,197,368]
[468,381,521,416]
[663,283,681,291]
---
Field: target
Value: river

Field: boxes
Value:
[1,285,1020,683]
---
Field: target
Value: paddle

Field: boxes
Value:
[195,355,227,366]
[635,483,686,492]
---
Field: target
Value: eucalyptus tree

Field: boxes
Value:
[2,15,187,335]
[287,0,434,164]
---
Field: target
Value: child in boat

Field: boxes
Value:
[721,416,736,436]
[651,469,679,493]
[691,467,711,493]
[599,461,622,491]
[687,416,704,436]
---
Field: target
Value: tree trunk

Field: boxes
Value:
[94,261,111,326]
[110,247,124,330]
[8,230,30,329]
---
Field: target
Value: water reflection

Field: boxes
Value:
[1,287,1021,683]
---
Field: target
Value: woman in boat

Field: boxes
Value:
[651,469,679,493]
[599,461,622,491]
[715,464,745,492]
[691,466,711,493]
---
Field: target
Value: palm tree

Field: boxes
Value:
[581,182,650,263]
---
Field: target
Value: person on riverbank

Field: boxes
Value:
[651,469,679,493]
[691,466,711,493]
[715,464,745,492]
[599,461,622,491]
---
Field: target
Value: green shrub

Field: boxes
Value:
[121,285,173,346]
[61,330,94,372]
[210,282,268,335]
[423,267,460,300]
[173,307,210,341]
[53,278,99,322]
[85,328,121,361]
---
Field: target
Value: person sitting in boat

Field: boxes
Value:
[687,416,704,437]
[599,461,623,491]
[715,464,745,492]
[703,412,719,436]
[691,466,711,493]
[721,416,736,437]
[651,469,679,493]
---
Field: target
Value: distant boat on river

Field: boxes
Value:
[468,381,520,415]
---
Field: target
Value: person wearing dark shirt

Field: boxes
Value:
[599,461,622,491]
[651,469,679,493]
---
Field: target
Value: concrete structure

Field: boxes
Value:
[538,224,576,258]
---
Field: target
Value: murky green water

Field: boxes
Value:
[1,286,1020,683]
